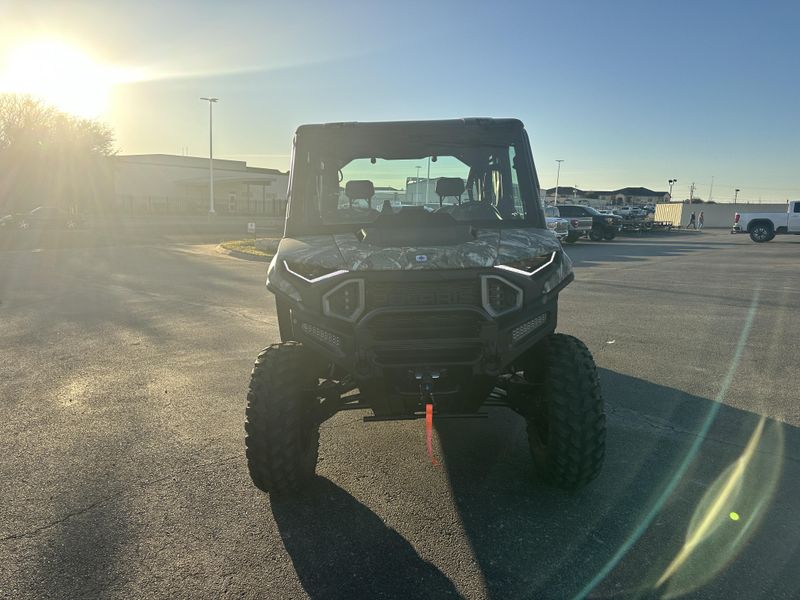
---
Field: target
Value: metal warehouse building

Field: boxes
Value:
[111,154,289,215]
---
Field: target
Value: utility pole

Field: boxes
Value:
[554,159,564,205]
[200,97,219,214]
[689,182,696,202]
[734,188,740,204]
[709,176,714,202]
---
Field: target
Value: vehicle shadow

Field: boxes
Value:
[432,368,800,599]
[270,476,463,599]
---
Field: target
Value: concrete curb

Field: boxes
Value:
[215,244,271,262]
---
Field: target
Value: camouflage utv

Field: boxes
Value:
[245,118,605,495]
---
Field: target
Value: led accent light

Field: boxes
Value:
[283,260,348,283]
[495,251,557,277]
[511,313,548,343]
[300,322,343,347]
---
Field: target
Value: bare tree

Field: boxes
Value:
[0,94,116,214]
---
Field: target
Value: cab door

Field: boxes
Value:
[789,201,800,232]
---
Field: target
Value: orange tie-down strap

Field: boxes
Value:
[425,403,439,466]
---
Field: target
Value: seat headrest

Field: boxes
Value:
[345,180,375,200]
[436,177,465,198]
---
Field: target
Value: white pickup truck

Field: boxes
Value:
[732,200,800,242]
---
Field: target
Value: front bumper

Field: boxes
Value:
[272,268,570,379]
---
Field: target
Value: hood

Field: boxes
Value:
[277,227,562,272]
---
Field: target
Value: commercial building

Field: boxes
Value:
[543,186,670,206]
[111,154,288,215]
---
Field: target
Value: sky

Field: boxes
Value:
[0,0,798,202]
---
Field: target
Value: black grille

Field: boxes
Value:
[365,280,480,310]
[374,346,482,365]
[366,312,483,342]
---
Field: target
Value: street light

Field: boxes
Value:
[425,156,431,204]
[668,179,677,200]
[554,159,564,205]
[734,188,740,204]
[415,165,422,204]
[200,97,218,214]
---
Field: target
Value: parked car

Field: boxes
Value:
[544,207,569,241]
[547,205,591,243]
[18,206,84,229]
[557,204,623,241]
[732,200,800,242]
[613,206,646,218]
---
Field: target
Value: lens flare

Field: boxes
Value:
[657,415,783,599]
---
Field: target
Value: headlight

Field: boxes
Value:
[481,275,523,317]
[494,251,557,277]
[322,279,365,322]
[283,260,348,283]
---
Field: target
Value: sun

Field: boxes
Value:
[0,40,128,118]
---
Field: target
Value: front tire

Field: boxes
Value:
[602,229,616,241]
[564,232,580,244]
[525,334,605,490]
[589,227,604,241]
[245,342,320,495]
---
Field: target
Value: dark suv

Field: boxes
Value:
[557,204,622,241]
[245,119,605,496]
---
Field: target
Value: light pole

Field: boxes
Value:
[668,179,677,201]
[200,97,218,214]
[425,157,431,204]
[554,159,564,205]
[415,166,422,204]
[734,188,740,204]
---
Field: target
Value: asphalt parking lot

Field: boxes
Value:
[1,229,798,599]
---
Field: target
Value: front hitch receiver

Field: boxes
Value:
[415,369,440,408]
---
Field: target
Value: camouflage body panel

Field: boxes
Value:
[266,255,302,301]
[543,247,573,294]
[273,227,564,271]
[267,226,573,297]
[333,229,500,270]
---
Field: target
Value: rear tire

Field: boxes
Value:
[245,342,319,495]
[749,224,774,243]
[564,232,580,244]
[525,334,605,490]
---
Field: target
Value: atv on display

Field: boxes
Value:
[245,118,605,495]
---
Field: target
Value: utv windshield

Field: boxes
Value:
[288,121,544,233]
